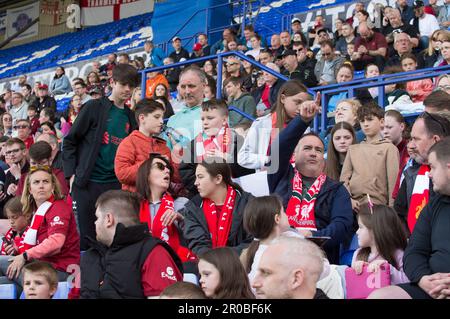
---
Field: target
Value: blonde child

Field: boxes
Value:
[22,261,58,299]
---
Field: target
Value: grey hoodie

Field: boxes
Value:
[228,92,257,127]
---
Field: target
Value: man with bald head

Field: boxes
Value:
[252,236,326,299]
[353,22,388,70]
[269,34,283,57]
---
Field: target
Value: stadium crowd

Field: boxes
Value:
[0,0,449,300]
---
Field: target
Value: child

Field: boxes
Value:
[382,66,413,110]
[22,261,58,299]
[364,63,380,98]
[400,53,433,103]
[114,98,178,192]
[27,105,40,136]
[159,282,206,299]
[224,77,256,127]
[340,103,400,210]
[198,247,255,299]
[352,204,409,285]
[0,197,30,256]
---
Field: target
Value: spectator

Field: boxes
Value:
[145,70,169,98]
[418,30,450,68]
[341,103,400,210]
[386,32,414,68]
[49,67,72,96]
[86,71,101,88]
[239,25,263,51]
[437,0,450,29]
[0,197,30,256]
[163,57,181,92]
[0,96,6,115]
[325,121,357,181]
[314,40,346,86]
[224,56,252,92]
[225,77,256,127]
[438,38,450,66]
[10,75,28,93]
[181,161,254,256]
[203,60,217,79]
[0,166,79,289]
[269,34,284,57]
[351,204,409,285]
[40,122,61,140]
[63,64,139,250]
[14,119,33,150]
[258,50,273,65]
[203,75,216,101]
[355,9,376,32]
[353,22,388,71]
[384,8,420,54]
[210,28,237,54]
[21,84,37,107]
[383,66,414,109]
[81,190,183,298]
[197,33,211,56]
[22,261,58,299]
[245,34,264,61]
[114,99,173,192]
[410,0,440,50]
[239,80,310,170]
[435,74,450,96]
[160,281,206,299]
[99,53,117,74]
[9,92,29,125]
[280,31,292,51]
[282,48,318,87]
[38,108,55,126]
[401,53,433,102]
[117,53,130,64]
[129,87,142,112]
[394,112,450,234]
[370,137,450,299]
[190,42,206,63]
[154,96,175,119]
[34,84,56,113]
[88,85,103,100]
[26,105,39,136]
[143,40,165,67]
[1,112,13,137]
[169,36,190,63]
[334,18,344,42]
[252,236,326,299]
[268,100,354,263]
[0,135,9,170]
[396,0,415,24]
[35,133,63,171]
[311,28,332,57]
[426,0,440,16]
[73,81,92,105]
[198,247,255,299]
[335,23,356,56]
[291,18,307,44]
[2,89,12,109]
[307,15,326,47]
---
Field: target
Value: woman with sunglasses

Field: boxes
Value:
[181,161,253,257]
[136,155,194,263]
[417,30,450,69]
[0,166,79,289]
[1,113,13,137]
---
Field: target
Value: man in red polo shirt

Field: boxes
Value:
[353,22,388,71]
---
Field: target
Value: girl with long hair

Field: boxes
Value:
[325,122,356,181]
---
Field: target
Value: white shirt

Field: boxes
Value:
[410,13,440,37]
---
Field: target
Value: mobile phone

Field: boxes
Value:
[306,236,331,248]
[2,236,12,246]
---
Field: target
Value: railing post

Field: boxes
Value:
[141,70,147,100]
[216,54,223,99]
[320,91,327,134]
[377,84,385,108]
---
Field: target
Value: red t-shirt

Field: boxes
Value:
[23,135,34,150]
[141,245,182,297]
[354,31,388,61]
[261,84,271,109]
[37,200,80,272]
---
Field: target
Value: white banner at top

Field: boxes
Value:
[5,1,39,41]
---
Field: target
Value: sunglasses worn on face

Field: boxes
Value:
[13,125,29,129]
[153,162,170,171]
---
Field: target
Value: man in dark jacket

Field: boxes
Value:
[251,63,284,111]
[282,48,318,88]
[81,190,183,299]
[33,84,56,113]
[63,64,138,250]
[268,99,354,264]
[369,137,450,299]
[169,36,190,63]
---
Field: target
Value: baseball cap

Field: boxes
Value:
[193,43,202,51]
[172,36,181,42]
[281,49,297,58]
[291,17,301,24]
[413,0,424,9]
[38,84,48,90]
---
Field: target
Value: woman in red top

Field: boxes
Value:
[1,166,80,286]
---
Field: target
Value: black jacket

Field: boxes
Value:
[282,58,318,88]
[169,48,190,63]
[181,190,254,256]
[403,194,450,284]
[1,161,29,211]
[80,223,183,299]
[251,79,284,109]
[179,131,254,198]
[33,95,56,113]
[62,97,137,187]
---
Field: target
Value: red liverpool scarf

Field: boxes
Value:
[286,172,327,231]
[0,226,30,255]
[407,165,430,232]
[139,193,196,262]
[203,185,236,248]
[195,126,232,162]
[23,199,54,251]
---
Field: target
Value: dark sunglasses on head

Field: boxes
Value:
[420,111,450,135]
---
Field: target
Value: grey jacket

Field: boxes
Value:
[314,55,346,85]
[9,101,29,124]
[438,5,449,28]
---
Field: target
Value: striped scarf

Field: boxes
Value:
[23,201,53,251]
[0,226,30,255]
[407,165,430,232]
[195,126,232,162]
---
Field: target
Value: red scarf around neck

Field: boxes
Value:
[23,197,54,251]
[203,185,236,248]
[195,125,232,162]
[407,165,430,232]
[286,171,326,231]
[0,226,30,255]
[139,193,195,262]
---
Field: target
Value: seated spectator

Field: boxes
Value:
[40,121,63,141]
[203,60,217,79]
[163,57,181,92]
[143,40,165,67]
[60,95,82,136]
[291,17,307,44]
[210,28,238,54]
[311,28,333,57]
[117,53,130,64]
[410,0,440,50]
[169,36,190,63]
[239,80,310,170]
[14,119,33,150]
[190,42,206,62]
[198,247,254,299]
[160,282,206,299]
[197,33,211,56]
[334,18,344,42]
[397,0,416,25]
[0,197,30,256]
[325,122,357,181]
[281,47,318,87]
[10,75,28,93]
[268,100,354,263]
[0,166,79,289]
[224,56,252,92]
[72,81,92,105]
[81,190,182,298]
[49,67,72,96]
[364,63,381,98]
[35,133,62,171]
[307,15,327,47]
[203,75,216,101]
[225,77,256,127]
[130,87,142,112]
[179,99,253,197]
[335,23,356,56]
[1,112,13,137]
[258,49,274,65]
[86,71,101,88]
[435,74,450,95]
[9,92,29,125]
[353,22,388,71]
[251,62,284,111]
[341,103,399,210]
[383,66,414,110]
[21,84,37,108]
[34,84,56,113]
[352,204,409,285]
[115,99,174,192]
[136,155,192,262]
[152,82,174,117]
[400,53,433,102]
[369,137,450,299]
[245,34,264,61]
[438,0,450,29]
[27,105,40,136]
[252,235,326,299]
[181,161,254,256]
[386,32,414,68]
[280,30,292,51]
[269,34,284,57]
[437,38,450,66]
[418,30,449,68]
[145,71,169,98]
[314,40,346,86]
[22,261,58,299]
[383,8,420,54]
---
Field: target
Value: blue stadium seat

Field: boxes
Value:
[19,281,70,299]
[339,234,359,266]
[0,284,16,299]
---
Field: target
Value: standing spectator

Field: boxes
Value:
[49,67,72,96]
[282,48,318,88]
[353,22,388,71]
[335,23,356,56]
[143,40,165,67]
[314,40,346,86]
[410,0,440,50]
[198,33,211,56]
[80,190,183,299]
[169,36,190,63]
[62,64,139,250]
[225,77,256,127]
[34,84,56,113]
[9,92,29,125]
[438,0,450,29]
[396,0,415,24]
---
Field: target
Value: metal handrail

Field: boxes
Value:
[229,105,256,121]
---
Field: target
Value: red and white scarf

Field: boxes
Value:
[203,185,236,248]
[0,226,30,255]
[195,126,232,162]
[23,200,53,251]
[407,165,430,232]
[139,193,196,262]
[286,171,327,231]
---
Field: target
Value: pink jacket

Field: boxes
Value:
[407,79,433,102]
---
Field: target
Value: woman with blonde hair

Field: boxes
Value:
[418,30,450,68]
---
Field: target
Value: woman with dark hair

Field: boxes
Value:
[203,60,217,80]
[136,155,193,262]
[198,247,255,299]
[181,161,254,256]
[1,112,13,137]
[152,83,175,118]
[86,71,101,87]
[60,94,83,136]
[49,67,72,95]
[325,122,356,181]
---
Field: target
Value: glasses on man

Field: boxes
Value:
[13,125,29,129]
[3,118,12,122]
[5,148,22,155]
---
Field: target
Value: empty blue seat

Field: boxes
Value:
[0,284,16,299]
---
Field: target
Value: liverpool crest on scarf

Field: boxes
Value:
[407,165,430,232]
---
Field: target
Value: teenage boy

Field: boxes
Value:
[340,102,400,211]
[63,63,139,250]
[224,77,256,127]
[179,99,254,197]
[27,105,40,136]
